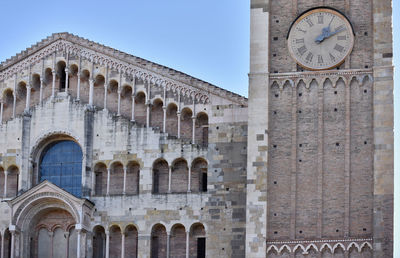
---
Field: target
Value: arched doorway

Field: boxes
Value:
[30,208,76,258]
[39,140,83,197]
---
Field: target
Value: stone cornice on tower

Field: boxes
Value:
[0,32,248,106]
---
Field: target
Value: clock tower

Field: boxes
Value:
[246,0,394,257]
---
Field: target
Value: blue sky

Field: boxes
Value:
[0,0,398,255]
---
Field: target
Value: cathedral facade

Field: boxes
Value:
[0,0,393,258]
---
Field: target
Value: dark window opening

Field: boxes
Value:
[151,236,159,258]
[197,238,206,258]
[201,172,207,192]
[153,170,159,193]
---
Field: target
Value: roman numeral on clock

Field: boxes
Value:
[335,25,345,31]
[306,19,314,27]
[297,28,307,33]
[334,44,345,53]
[318,15,324,24]
[297,46,307,56]
[337,35,346,40]
[329,53,336,61]
[295,38,305,44]
[318,55,324,64]
[306,52,314,62]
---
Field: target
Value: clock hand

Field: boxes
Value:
[326,27,346,38]
[315,16,335,44]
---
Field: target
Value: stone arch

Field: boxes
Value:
[195,112,208,146]
[151,224,167,258]
[31,73,41,106]
[6,165,19,198]
[31,135,83,197]
[166,102,178,136]
[16,81,27,115]
[93,162,107,196]
[124,224,138,258]
[93,225,106,258]
[171,158,188,193]
[109,224,122,258]
[189,223,206,258]
[68,64,79,99]
[150,98,163,130]
[126,161,140,195]
[79,69,90,104]
[191,158,207,192]
[180,107,193,140]
[56,61,67,92]
[93,74,105,108]
[121,84,133,118]
[2,88,14,122]
[107,79,119,114]
[109,161,124,195]
[42,67,53,100]
[152,159,169,194]
[170,223,186,258]
[134,91,146,126]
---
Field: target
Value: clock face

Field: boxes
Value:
[287,8,354,70]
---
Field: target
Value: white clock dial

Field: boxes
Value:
[287,8,355,70]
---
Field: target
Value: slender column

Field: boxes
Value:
[107,168,111,195]
[12,75,16,118]
[121,232,125,258]
[1,232,4,258]
[0,102,3,124]
[163,86,167,132]
[290,86,298,239]
[185,231,189,258]
[51,70,56,99]
[146,81,151,128]
[104,66,108,110]
[168,166,172,193]
[191,117,196,144]
[26,66,32,111]
[77,74,81,101]
[89,63,94,106]
[317,83,324,239]
[123,167,127,195]
[117,90,122,116]
[105,231,110,258]
[187,164,191,192]
[344,79,351,237]
[166,233,170,258]
[177,92,181,138]
[177,112,181,138]
[4,171,8,197]
[77,56,82,101]
[65,52,70,93]
[10,231,15,258]
[89,79,94,106]
[131,76,136,121]
[25,85,31,111]
[76,229,81,258]
[117,72,122,116]
[192,99,196,143]
[51,53,56,99]
[40,58,44,104]
[39,78,44,104]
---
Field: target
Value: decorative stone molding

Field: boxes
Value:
[269,69,373,91]
[0,33,248,106]
[266,238,373,254]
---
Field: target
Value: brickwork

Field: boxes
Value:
[171,159,188,193]
[151,224,167,258]
[110,225,122,258]
[170,224,186,258]
[125,225,138,258]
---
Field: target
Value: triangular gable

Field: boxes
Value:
[0,32,247,106]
